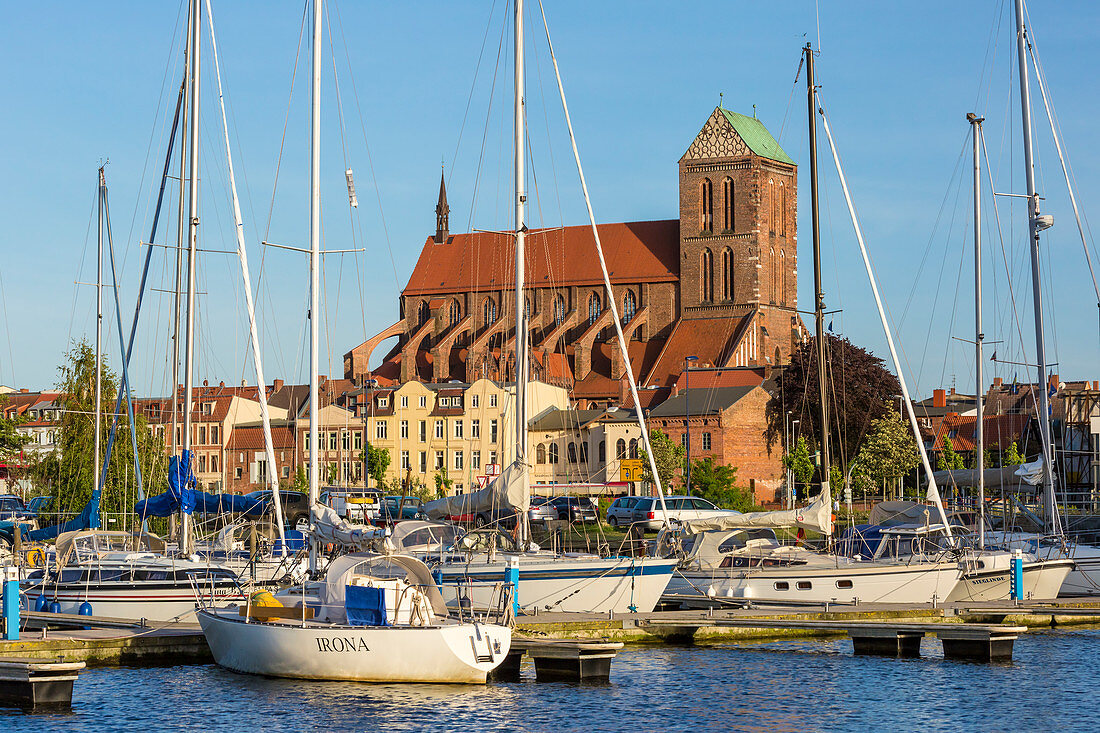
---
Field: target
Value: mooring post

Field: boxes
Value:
[1010,549,1023,602]
[506,556,520,616]
[2,566,19,641]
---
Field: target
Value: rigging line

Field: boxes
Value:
[450,0,504,180]
[467,3,510,234]
[66,188,101,367]
[263,1,309,243]
[776,55,804,144]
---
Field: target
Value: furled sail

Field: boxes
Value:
[309,504,381,548]
[679,485,833,536]
[421,460,528,520]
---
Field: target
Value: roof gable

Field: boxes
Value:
[681,106,794,165]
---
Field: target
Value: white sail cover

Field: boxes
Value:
[310,504,383,548]
[421,460,528,520]
[868,500,933,527]
[1014,457,1045,486]
[680,485,833,536]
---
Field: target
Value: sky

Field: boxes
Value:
[1,0,1098,400]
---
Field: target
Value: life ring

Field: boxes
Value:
[25,548,45,567]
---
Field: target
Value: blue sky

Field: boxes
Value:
[1,0,1097,399]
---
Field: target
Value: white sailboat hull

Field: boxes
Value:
[23,584,244,623]
[946,558,1074,601]
[667,561,962,605]
[197,609,511,683]
[434,556,676,614]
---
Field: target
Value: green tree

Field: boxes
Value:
[937,435,965,471]
[638,429,685,492]
[0,396,28,489]
[365,444,390,488]
[690,456,755,511]
[784,436,815,484]
[33,340,167,530]
[434,466,453,495]
[1004,441,1025,466]
[852,409,920,496]
[290,465,308,493]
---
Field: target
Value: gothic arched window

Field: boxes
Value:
[482,297,497,326]
[598,440,606,463]
[723,177,734,232]
[616,438,626,460]
[701,178,713,233]
[780,250,787,304]
[779,183,787,236]
[548,443,559,464]
[628,438,639,459]
[417,300,429,327]
[623,290,637,322]
[536,444,546,464]
[722,248,733,301]
[567,442,578,463]
[449,298,461,326]
[588,292,601,325]
[701,248,714,302]
[554,294,566,325]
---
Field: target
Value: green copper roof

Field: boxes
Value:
[720,108,794,165]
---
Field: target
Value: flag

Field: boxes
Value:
[991,350,997,362]
[828,320,834,332]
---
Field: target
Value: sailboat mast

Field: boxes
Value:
[969,112,986,550]
[307,0,322,570]
[94,167,104,512]
[513,0,529,541]
[181,0,202,555]
[804,44,831,499]
[1013,0,1058,532]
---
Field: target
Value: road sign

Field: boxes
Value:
[619,458,644,483]
[476,475,489,489]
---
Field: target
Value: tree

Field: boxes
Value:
[638,429,684,492]
[1004,441,1025,466]
[852,409,920,496]
[32,340,167,529]
[0,396,28,491]
[365,444,390,488]
[937,436,965,471]
[290,465,308,493]
[434,466,453,496]
[765,334,902,471]
[784,436,815,483]
[690,457,755,511]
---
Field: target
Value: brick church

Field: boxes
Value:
[344,106,802,406]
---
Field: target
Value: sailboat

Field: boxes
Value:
[197,0,512,683]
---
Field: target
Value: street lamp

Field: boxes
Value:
[684,355,698,495]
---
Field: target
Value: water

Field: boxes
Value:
[4,630,1097,732]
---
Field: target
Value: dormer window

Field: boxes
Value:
[378,396,389,408]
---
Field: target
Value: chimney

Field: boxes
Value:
[933,389,946,408]
[18,388,28,394]
[1049,373,1060,390]
[273,379,284,392]
[993,377,1003,388]
[219,381,225,389]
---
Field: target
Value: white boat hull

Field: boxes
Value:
[434,556,677,614]
[23,583,245,622]
[667,561,962,605]
[946,558,1075,601]
[198,609,511,683]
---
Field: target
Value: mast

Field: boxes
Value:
[513,0,530,544]
[804,44,832,504]
[181,0,202,555]
[307,0,322,571]
[1013,0,1058,532]
[968,112,986,550]
[94,167,104,519]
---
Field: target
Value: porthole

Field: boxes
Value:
[774,582,789,591]
[796,581,812,590]
[836,580,853,589]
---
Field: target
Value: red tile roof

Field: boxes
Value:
[227,425,296,451]
[644,314,751,388]
[403,220,680,296]
[933,413,1030,452]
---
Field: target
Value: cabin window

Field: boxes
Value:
[796,581,812,590]
[774,582,789,591]
[836,580,853,589]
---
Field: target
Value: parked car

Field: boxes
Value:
[630,495,738,532]
[318,488,383,525]
[26,496,53,517]
[471,507,521,530]
[244,490,312,528]
[548,496,598,523]
[379,496,426,524]
[0,495,33,522]
[605,496,641,528]
[527,499,558,525]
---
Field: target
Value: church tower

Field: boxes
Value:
[434,169,450,244]
[678,105,798,364]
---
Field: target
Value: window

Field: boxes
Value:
[701,248,714,302]
[401,450,410,470]
[419,451,427,473]
[338,431,348,450]
[353,431,362,450]
[328,432,338,450]
[472,394,480,408]
[836,580,853,589]
[417,300,429,326]
[779,183,787,236]
[419,396,426,408]
[780,250,787,304]
[580,442,589,463]
[439,397,449,407]
[548,444,559,464]
[723,176,734,231]
[378,396,389,408]
[211,425,219,444]
[554,294,566,325]
[435,451,444,470]
[211,455,219,472]
[454,451,464,470]
[616,438,626,460]
[375,421,387,440]
[472,450,481,470]
[702,432,712,451]
[490,419,498,443]
[449,298,461,326]
[471,419,480,438]
[536,444,546,464]
[701,178,713,233]
[198,426,207,445]
[681,433,687,449]
[235,466,243,480]
[483,297,498,325]
[282,466,289,478]
[489,394,498,408]
[202,401,213,415]
[722,248,733,301]
[623,290,637,322]
[489,451,497,466]
[588,292,601,325]
[400,420,409,439]
[769,180,777,233]
[400,395,408,409]
[774,582,790,591]
[419,421,427,442]
[598,440,606,463]
[770,246,777,303]
[198,454,207,472]
[796,581,813,590]
[567,442,578,463]
[629,438,638,459]
[435,420,444,439]
[454,420,463,439]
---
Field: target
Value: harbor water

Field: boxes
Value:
[5,629,1098,732]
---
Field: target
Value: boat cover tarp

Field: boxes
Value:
[310,504,381,548]
[135,450,263,517]
[345,584,388,627]
[25,471,105,542]
[421,460,528,520]
[680,484,833,535]
[869,500,934,527]
[318,553,448,623]
[930,462,1043,491]
[836,524,888,560]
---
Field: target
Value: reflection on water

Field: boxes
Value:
[4,630,1093,732]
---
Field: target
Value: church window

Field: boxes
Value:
[417,300,429,327]
[628,438,639,459]
[769,180,777,234]
[567,442,578,463]
[482,297,497,325]
[598,440,606,463]
[554,294,566,325]
[779,183,787,236]
[588,292,601,325]
[701,178,713,233]
[723,177,734,232]
[770,247,777,303]
[722,248,733,301]
[701,248,714,302]
[623,290,637,322]
[537,444,546,464]
[448,299,461,326]
[548,444,559,464]
[616,438,626,460]
[780,250,787,303]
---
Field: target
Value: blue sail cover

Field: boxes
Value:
[23,472,104,542]
[135,450,264,518]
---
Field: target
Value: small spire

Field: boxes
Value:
[435,165,450,244]
[718,92,723,109]
[753,104,757,119]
